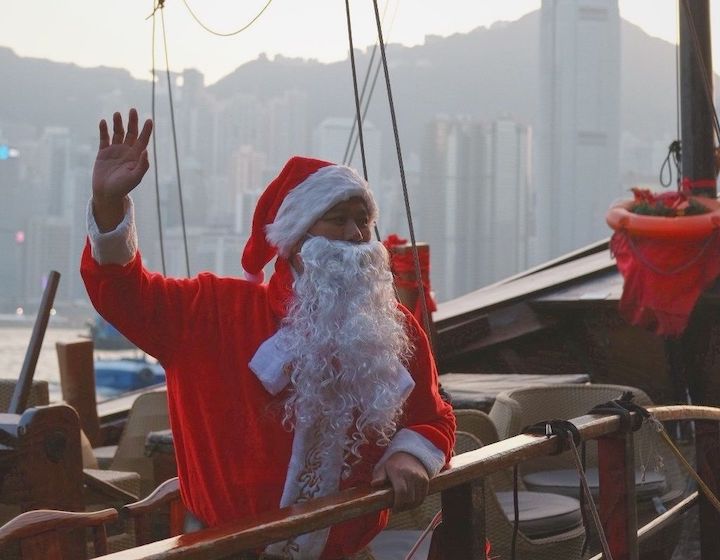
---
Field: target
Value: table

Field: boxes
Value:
[441,373,589,412]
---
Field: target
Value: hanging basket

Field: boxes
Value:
[606,192,720,338]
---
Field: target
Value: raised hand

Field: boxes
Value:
[91,109,152,231]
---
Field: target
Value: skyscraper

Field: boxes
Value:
[418,117,532,300]
[534,0,621,262]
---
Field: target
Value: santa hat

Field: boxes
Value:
[241,156,379,283]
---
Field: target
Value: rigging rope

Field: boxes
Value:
[342,42,378,167]
[160,4,191,277]
[151,2,167,275]
[370,0,434,344]
[343,1,399,167]
[341,0,395,166]
[180,0,273,37]
[343,0,370,185]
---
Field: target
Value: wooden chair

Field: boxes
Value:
[93,390,169,496]
[375,410,586,560]
[488,383,686,559]
[123,477,185,546]
[0,508,117,559]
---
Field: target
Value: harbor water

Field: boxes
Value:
[0,324,140,401]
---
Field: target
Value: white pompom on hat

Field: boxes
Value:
[241,156,378,283]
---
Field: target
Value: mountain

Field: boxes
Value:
[0,11,697,154]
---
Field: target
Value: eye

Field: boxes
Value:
[327,216,346,226]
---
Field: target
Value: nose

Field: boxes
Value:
[344,221,363,242]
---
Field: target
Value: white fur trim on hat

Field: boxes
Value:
[265,165,378,258]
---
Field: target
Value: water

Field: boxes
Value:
[0,324,141,401]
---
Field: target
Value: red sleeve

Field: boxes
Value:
[80,239,218,365]
[400,306,456,465]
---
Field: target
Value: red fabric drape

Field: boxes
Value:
[611,230,720,337]
[383,234,437,330]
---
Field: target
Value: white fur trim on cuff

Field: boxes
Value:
[377,428,446,478]
[248,333,292,395]
[87,196,138,266]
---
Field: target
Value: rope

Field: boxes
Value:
[652,420,720,513]
[160,5,191,277]
[151,1,167,275]
[342,0,385,248]
[403,509,442,560]
[343,0,369,186]
[566,432,614,560]
[370,0,434,344]
[519,420,609,560]
[659,140,681,189]
[341,41,378,166]
[511,464,519,560]
[342,0,397,166]
[179,0,273,37]
[621,228,719,276]
[587,393,720,514]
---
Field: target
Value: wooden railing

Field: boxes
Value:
[95,405,720,560]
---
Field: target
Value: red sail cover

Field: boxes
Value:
[611,231,720,337]
[383,234,437,329]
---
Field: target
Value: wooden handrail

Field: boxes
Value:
[94,405,720,560]
[0,508,117,544]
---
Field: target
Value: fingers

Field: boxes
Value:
[371,464,388,488]
[390,474,428,511]
[98,119,110,150]
[130,150,150,184]
[136,118,153,152]
[112,112,125,145]
[124,108,139,146]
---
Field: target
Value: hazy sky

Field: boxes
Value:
[1,0,719,85]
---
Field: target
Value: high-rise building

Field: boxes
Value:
[313,118,382,189]
[534,0,621,262]
[24,216,72,305]
[418,117,532,300]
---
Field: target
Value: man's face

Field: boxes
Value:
[307,197,372,243]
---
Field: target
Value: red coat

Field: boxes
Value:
[81,241,455,558]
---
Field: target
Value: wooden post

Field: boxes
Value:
[695,419,720,560]
[9,270,60,414]
[679,0,716,197]
[57,340,100,446]
[438,479,486,560]
[598,431,639,560]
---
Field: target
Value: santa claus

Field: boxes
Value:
[82,109,455,559]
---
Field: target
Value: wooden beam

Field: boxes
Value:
[695,419,720,560]
[90,406,720,560]
[438,480,486,560]
[598,432,639,560]
[57,340,100,446]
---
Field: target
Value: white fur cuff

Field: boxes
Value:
[377,428,446,478]
[87,196,138,266]
[248,333,292,395]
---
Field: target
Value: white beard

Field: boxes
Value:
[277,236,412,475]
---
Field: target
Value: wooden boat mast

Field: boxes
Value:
[679,0,716,197]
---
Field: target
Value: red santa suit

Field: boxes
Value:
[81,157,455,559]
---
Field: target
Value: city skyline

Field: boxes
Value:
[0,5,708,310]
[1,1,718,85]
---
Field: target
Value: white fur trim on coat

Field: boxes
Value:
[376,428,446,478]
[87,196,138,266]
[265,165,378,258]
